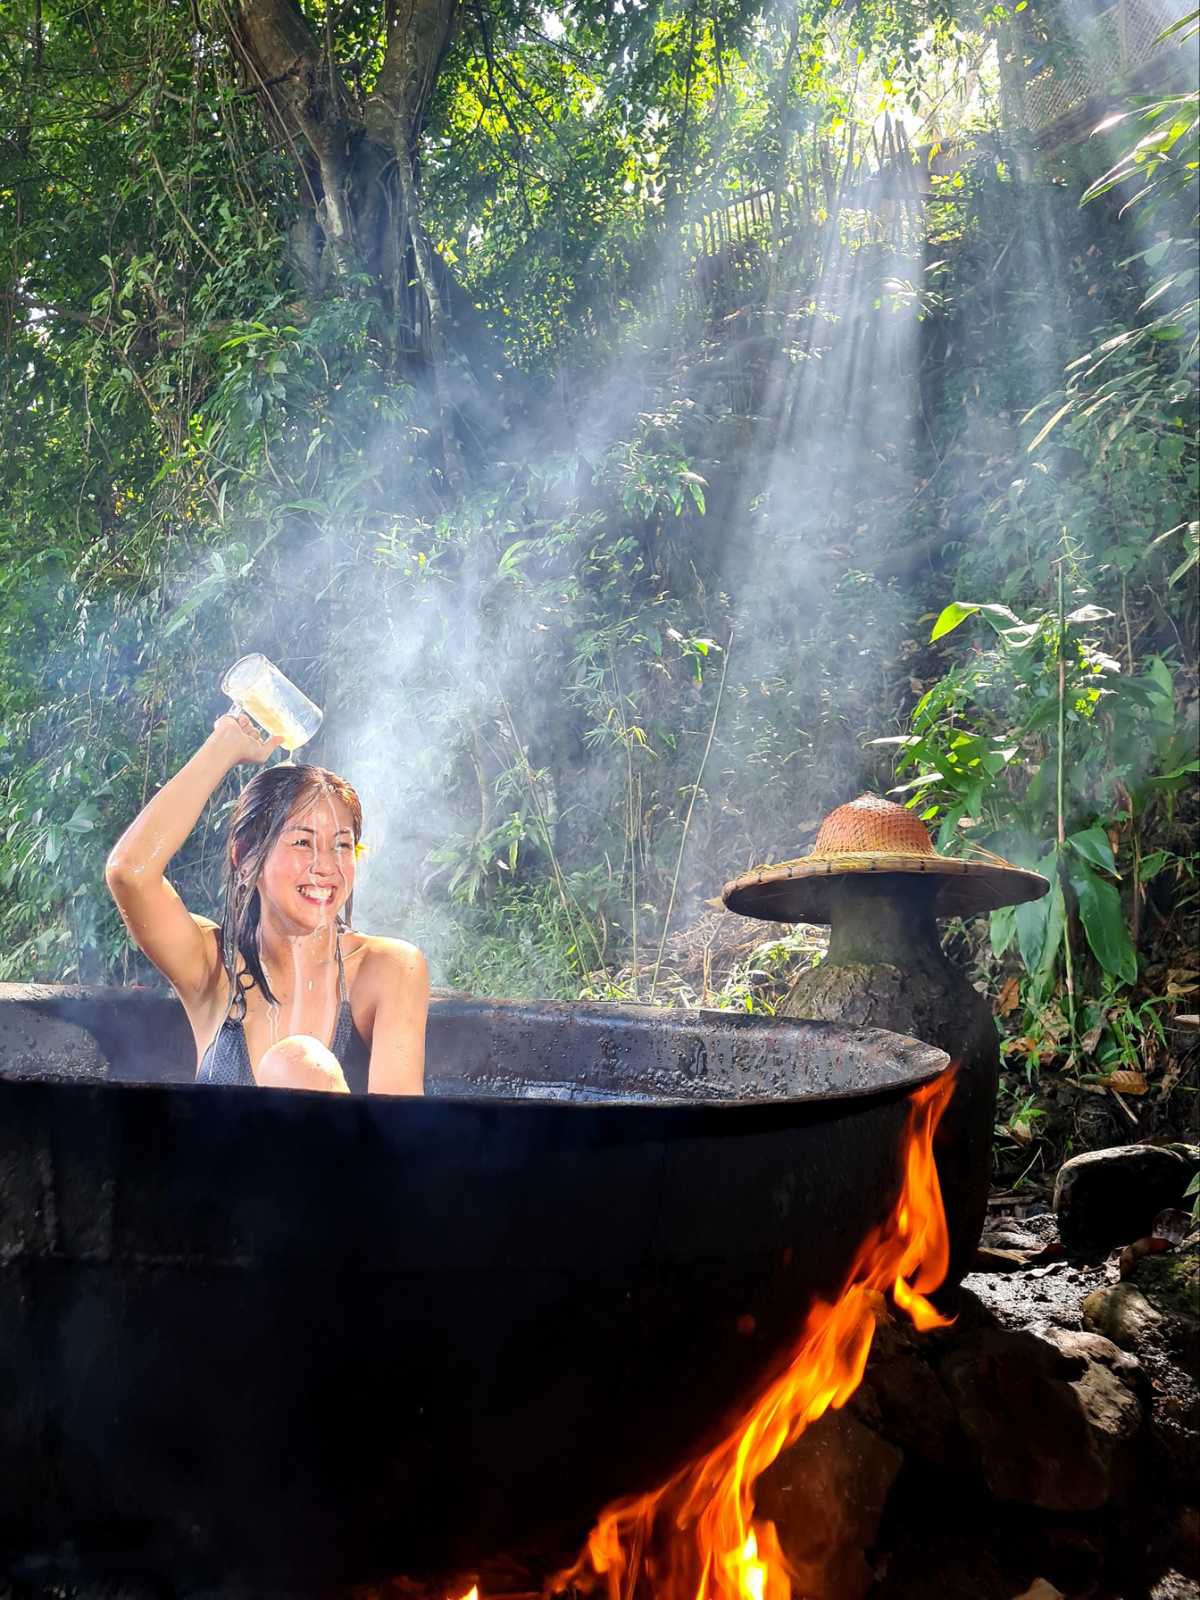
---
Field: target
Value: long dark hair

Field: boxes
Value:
[219,764,364,1018]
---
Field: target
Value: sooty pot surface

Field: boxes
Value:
[0,988,947,1588]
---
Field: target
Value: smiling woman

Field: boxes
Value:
[104,714,428,1095]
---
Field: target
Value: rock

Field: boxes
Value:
[980,1226,1045,1252]
[755,1405,902,1600]
[1053,1145,1199,1255]
[939,1324,1146,1511]
[965,1256,1109,1335]
[849,1308,970,1470]
[1081,1283,1163,1351]
[872,1533,1011,1598]
[1012,1208,1061,1239]
[1128,1237,1200,1349]
[1121,1238,1200,1490]
[1175,1504,1200,1569]
[1149,1573,1200,1599]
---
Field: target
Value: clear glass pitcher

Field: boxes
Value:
[221,654,323,754]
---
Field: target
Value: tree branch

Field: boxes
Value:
[224,0,358,259]
[368,0,458,151]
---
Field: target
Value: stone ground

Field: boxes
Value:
[768,1174,1200,1600]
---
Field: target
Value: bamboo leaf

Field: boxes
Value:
[1013,849,1059,974]
[930,601,1020,642]
[1065,604,1114,625]
[1068,861,1137,986]
[1068,826,1117,876]
[990,903,1017,959]
[1031,880,1067,998]
[930,602,977,640]
[1027,398,1075,451]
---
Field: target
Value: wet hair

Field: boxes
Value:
[219,764,363,1018]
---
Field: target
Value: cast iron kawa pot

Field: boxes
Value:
[0,986,949,1589]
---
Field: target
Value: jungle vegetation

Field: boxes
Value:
[1,0,1196,1185]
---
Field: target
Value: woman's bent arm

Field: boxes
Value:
[105,716,278,1000]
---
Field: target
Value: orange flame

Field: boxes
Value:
[550,1067,957,1600]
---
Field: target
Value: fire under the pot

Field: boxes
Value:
[438,1067,955,1600]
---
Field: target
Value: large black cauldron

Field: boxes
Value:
[0,986,948,1589]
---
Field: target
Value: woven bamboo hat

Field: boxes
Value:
[722,793,1049,924]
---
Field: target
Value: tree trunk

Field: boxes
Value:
[227,0,457,338]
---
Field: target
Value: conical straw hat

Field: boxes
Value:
[722,793,1049,924]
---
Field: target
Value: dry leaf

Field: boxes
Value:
[1079,1022,1104,1055]
[1002,1036,1041,1063]
[1040,1005,1070,1041]
[996,976,1021,1017]
[1106,1069,1149,1095]
[1119,1236,1170,1277]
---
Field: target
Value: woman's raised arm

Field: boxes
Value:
[105,714,281,1001]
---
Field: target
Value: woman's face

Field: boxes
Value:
[256,791,358,934]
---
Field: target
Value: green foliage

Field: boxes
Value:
[887,585,1194,993]
[0,0,1196,1199]
[1020,12,1199,589]
[877,53,1199,1137]
[444,881,601,999]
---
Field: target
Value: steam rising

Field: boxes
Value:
[61,11,1197,991]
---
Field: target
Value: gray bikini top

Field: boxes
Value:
[195,929,370,1094]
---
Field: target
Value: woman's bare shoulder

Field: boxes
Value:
[351,933,428,977]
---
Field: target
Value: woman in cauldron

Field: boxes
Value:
[106,712,428,1095]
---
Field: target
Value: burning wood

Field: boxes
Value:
[545,1068,956,1600]
[447,1067,956,1600]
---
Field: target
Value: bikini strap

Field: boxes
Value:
[215,924,247,1025]
[334,924,349,1005]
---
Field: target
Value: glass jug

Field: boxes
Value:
[221,654,323,754]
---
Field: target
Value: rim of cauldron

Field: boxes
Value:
[432,1004,949,1105]
[0,990,949,1107]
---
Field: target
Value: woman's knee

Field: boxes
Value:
[256,1035,350,1093]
